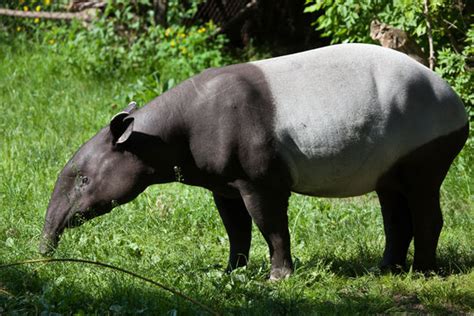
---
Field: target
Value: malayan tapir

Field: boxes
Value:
[40,44,469,280]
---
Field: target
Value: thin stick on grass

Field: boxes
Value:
[0,258,219,316]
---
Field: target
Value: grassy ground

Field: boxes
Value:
[0,41,473,315]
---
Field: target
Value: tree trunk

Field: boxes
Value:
[153,0,168,27]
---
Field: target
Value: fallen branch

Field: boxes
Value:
[0,8,94,22]
[0,258,220,316]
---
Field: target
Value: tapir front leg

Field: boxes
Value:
[237,182,293,280]
[213,193,252,271]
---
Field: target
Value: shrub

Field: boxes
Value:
[1,0,231,104]
[41,0,231,104]
[52,20,228,79]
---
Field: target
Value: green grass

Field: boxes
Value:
[0,40,473,315]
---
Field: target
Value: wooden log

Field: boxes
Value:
[0,8,95,22]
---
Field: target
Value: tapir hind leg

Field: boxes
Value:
[396,123,468,272]
[404,189,443,272]
[213,193,253,271]
[376,189,413,272]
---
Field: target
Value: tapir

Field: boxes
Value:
[40,44,469,280]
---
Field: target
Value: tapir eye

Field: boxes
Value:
[80,176,89,186]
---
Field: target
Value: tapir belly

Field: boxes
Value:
[274,110,403,197]
[276,127,400,197]
[250,44,467,197]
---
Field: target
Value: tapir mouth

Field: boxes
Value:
[38,214,83,256]
[39,233,59,256]
[38,208,84,256]
[39,206,105,256]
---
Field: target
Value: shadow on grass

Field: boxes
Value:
[0,262,213,315]
[1,255,471,315]
[297,246,473,278]
[220,265,473,315]
[0,269,380,316]
[295,252,381,278]
[437,246,474,276]
[220,282,472,315]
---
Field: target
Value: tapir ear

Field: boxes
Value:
[110,102,137,145]
[111,117,134,145]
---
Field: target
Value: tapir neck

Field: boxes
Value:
[130,80,196,142]
[125,80,204,184]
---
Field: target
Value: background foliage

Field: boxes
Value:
[1,0,229,105]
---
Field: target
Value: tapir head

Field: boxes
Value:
[39,102,153,255]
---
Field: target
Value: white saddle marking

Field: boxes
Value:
[251,44,467,197]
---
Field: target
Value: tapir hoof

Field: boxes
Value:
[269,267,293,281]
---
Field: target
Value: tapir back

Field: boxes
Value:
[251,44,467,197]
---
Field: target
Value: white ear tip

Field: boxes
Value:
[125,101,137,113]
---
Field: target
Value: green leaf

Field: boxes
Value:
[5,237,14,248]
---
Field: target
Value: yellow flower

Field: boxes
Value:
[178,32,186,38]
[197,27,206,34]
[164,28,171,37]
[170,40,176,48]
[16,26,22,32]
[44,0,51,5]
[23,5,29,11]
[34,18,40,23]
[36,5,41,12]
[49,39,55,45]
[181,47,187,54]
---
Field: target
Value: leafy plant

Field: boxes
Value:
[436,27,474,119]
[55,20,229,103]
[0,0,65,35]
[1,0,230,105]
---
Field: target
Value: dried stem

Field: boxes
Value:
[423,0,436,69]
